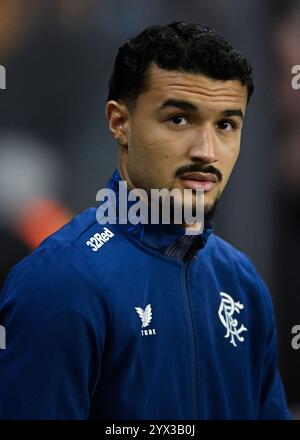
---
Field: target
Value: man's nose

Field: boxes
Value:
[188,126,217,163]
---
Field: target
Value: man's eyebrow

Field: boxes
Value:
[158,99,198,112]
[221,109,244,120]
[158,100,244,120]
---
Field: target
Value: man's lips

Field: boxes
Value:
[179,172,218,191]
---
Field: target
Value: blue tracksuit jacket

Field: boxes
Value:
[0,170,291,419]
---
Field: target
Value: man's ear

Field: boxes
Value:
[105,100,130,146]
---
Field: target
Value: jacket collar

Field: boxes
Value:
[103,169,213,259]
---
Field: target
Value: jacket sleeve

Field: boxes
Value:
[258,280,292,420]
[0,245,105,419]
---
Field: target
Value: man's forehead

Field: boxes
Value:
[143,63,248,107]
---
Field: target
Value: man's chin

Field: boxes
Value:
[167,200,218,228]
[203,201,219,226]
[187,199,218,226]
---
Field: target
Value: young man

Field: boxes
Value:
[0,22,291,419]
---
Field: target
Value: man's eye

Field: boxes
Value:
[217,119,237,131]
[168,115,189,126]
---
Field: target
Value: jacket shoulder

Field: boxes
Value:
[207,233,261,275]
[0,208,107,314]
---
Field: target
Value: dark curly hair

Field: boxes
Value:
[108,21,254,107]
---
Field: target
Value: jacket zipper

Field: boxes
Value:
[182,260,199,419]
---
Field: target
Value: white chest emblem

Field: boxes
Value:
[135,304,152,327]
[135,304,156,336]
[218,292,247,347]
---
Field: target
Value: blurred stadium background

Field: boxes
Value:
[0,0,299,417]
